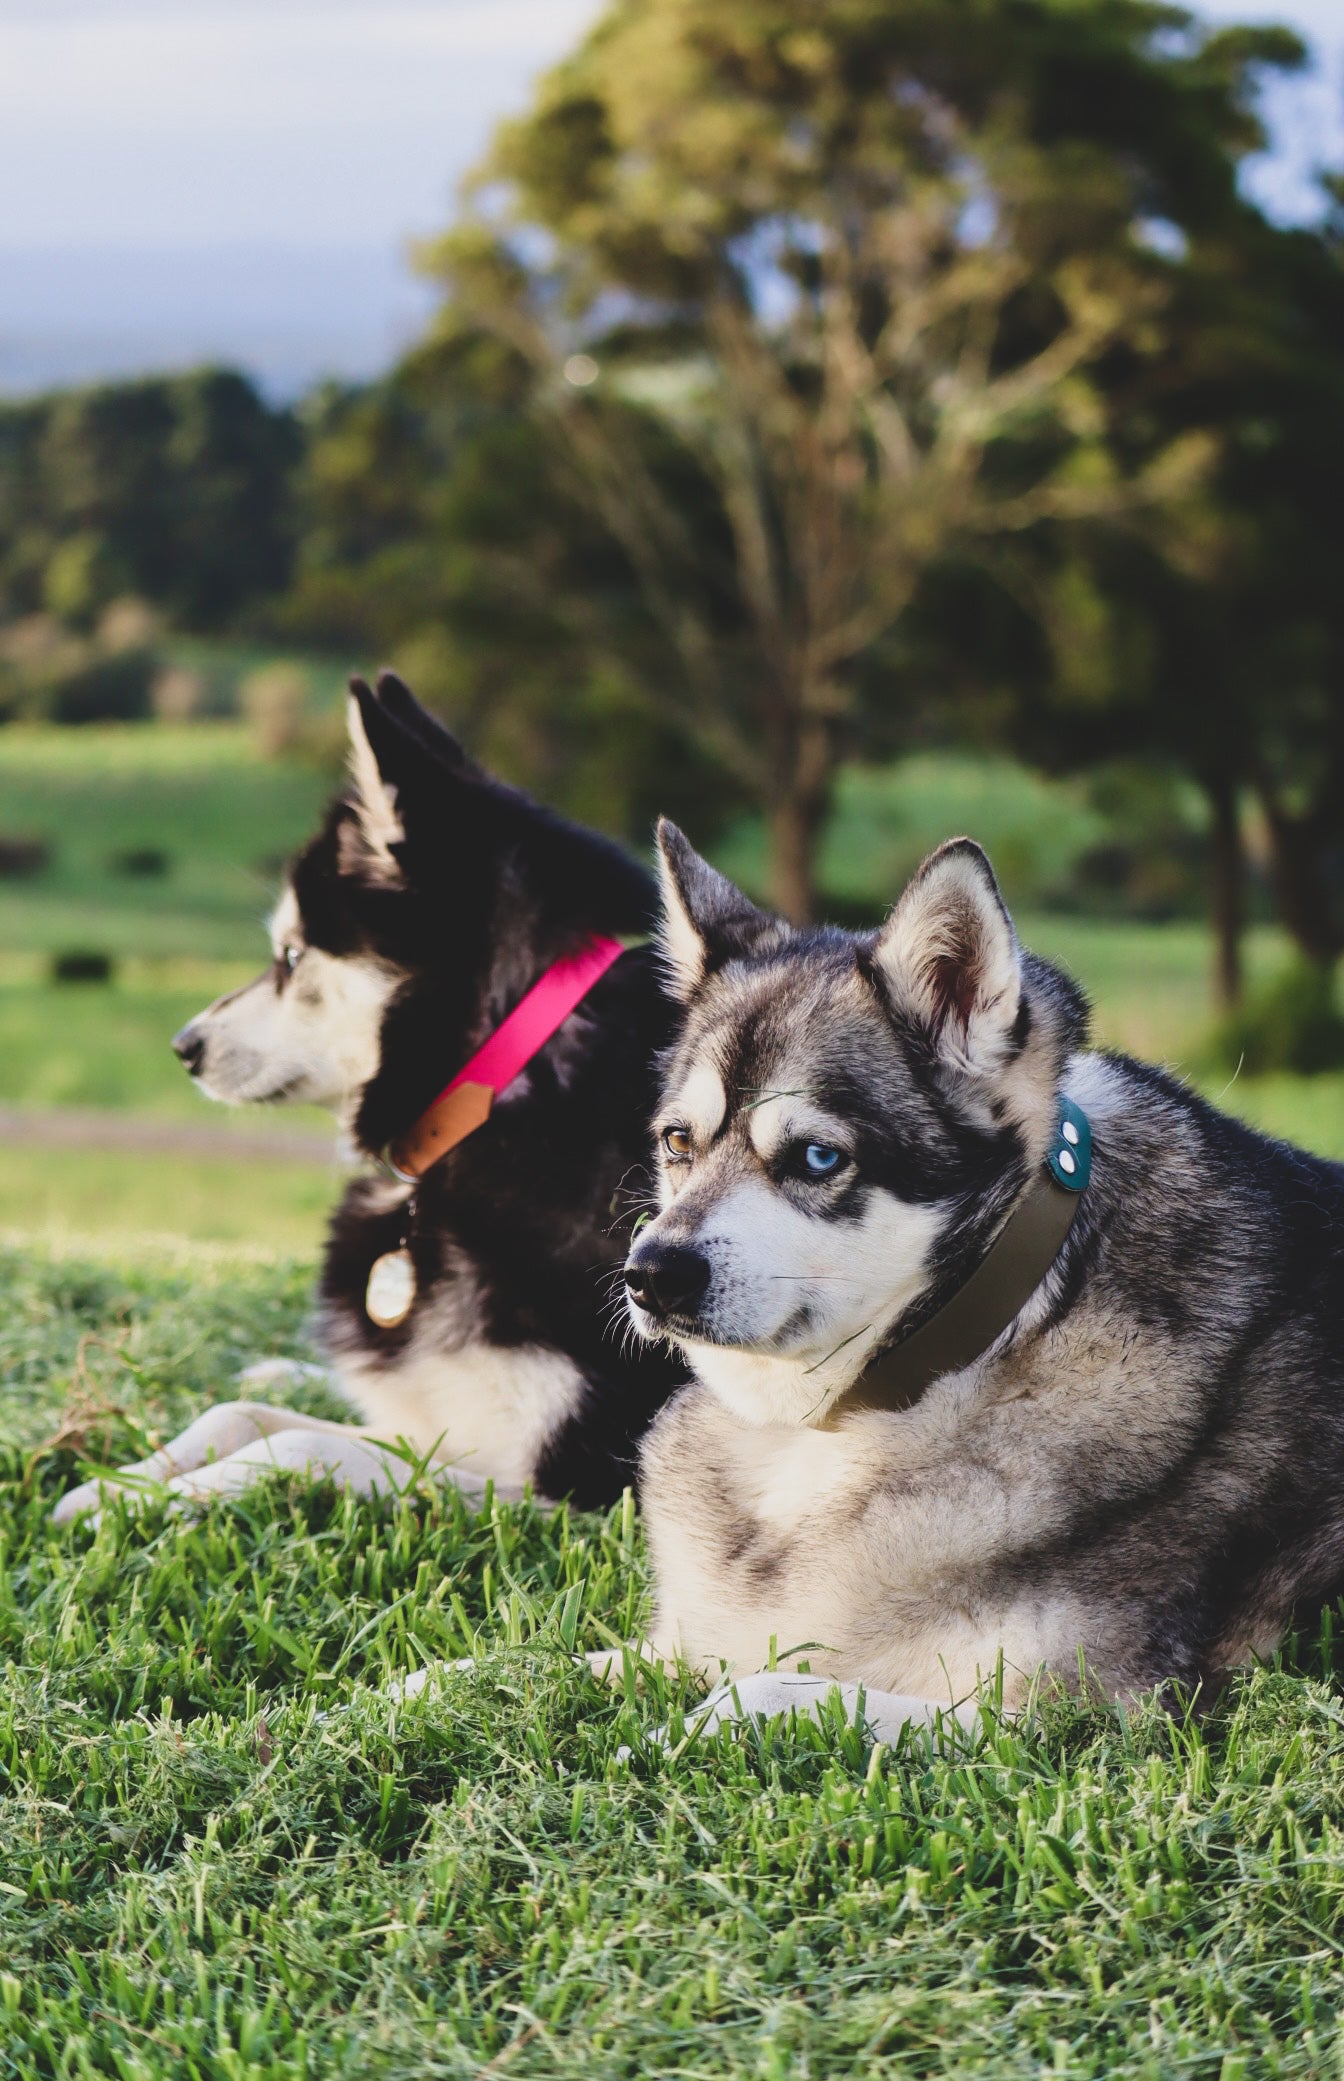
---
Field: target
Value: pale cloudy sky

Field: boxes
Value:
[0,0,1339,396]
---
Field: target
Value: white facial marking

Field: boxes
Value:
[344,695,405,878]
[631,1174,941,1426]
[675,1063,727,1145]
[187,882,399,1120]
[745,1096,850,1166]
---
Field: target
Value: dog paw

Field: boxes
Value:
[50,1399,304,1526]
[237,1358,332,1393]
[628,1673,977,1756]
[50,1406,419,1528]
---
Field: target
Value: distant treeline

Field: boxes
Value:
[0,368,298,630]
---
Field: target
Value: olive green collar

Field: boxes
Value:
[822,1097,1092,1427]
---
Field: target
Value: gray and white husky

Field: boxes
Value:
[615,822,1344,1742]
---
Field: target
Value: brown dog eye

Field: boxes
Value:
[663,1127,692,1159]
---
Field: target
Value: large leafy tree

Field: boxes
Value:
[421,0,1301,918]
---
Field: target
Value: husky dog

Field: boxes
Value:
[616,822,1344,1740]
[54,676,686,1526]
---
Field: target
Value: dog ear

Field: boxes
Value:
[871,839,1022,1073]
[342,677,407,883]
[655,820,775,1000]
[373,669,473,774]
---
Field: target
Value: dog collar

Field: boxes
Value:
[387,934,626,1181]
[822,1097,1092,1426]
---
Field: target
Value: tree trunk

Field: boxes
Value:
[766,709,833,923]
[1205,772,1244,1011]
[1257,786,1344,967]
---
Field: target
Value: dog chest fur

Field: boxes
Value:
[639,1360,1113,1704]
[333,1336,587,1495]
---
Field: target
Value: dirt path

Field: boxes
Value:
[0,1105,344,1166]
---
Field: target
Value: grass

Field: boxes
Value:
[3,1236,1344,2078]
[0,1146,339,1254]
[0,958,259,1115]
[0,723,331,961]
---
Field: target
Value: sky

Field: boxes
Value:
[1,0,1340,399]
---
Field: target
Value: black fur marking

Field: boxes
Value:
[285,677,691,1505]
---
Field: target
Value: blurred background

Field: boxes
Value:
[2,0,1344,1259]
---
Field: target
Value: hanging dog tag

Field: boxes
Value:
[365,1248,417,1329]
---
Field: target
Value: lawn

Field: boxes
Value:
[4,1237,1344,2078]
[6,726,1344,2075]
[4,722,1344,1257]
[0,722,331,962]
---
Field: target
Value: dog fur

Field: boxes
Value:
[619,822,1344,1736]
[54,676,686,1526]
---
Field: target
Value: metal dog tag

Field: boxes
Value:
[365,1248,417,1329]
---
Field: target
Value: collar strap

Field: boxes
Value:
[822,1097,1092,1426]
[388,934,626,1181]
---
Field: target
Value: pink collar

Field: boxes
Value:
[388,934,626,1180]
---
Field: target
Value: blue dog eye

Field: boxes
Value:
[804,1144,842,1175]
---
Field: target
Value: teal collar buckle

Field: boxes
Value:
[1048,1094,1092,1192]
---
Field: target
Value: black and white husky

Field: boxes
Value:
[615,823,1344,1740]
[55,676,685,1526]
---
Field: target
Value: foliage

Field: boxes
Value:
[0,611,157,725]
[1208,956,1344,1077]
[1,1239,1344,2076]
[0,369,300,632]
[420,0,1305,916]
[277,369,746,849]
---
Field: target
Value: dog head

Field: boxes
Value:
[172,671,656,1145]
[623,823,1088,1424]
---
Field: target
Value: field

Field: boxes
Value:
[4,1239,1344,2078]
[5,721,1344,2078]
[4,720,1344,1256]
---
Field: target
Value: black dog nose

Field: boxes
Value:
[625,1242,710,1321]
[172,1024,205,1076]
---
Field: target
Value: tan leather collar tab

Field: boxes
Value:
[389,1080,493,1181]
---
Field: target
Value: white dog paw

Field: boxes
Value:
[50,1404,422,1528]
[630,1673,977,1756]
[50,1399,304,1526]
[237,1359,332,1393]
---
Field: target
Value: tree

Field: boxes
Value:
[0,370,300,631]
[276,353,745,846]
[420,0,1300,919]
[992,174,1344,1007]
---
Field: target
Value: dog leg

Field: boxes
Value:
[640,1671,981,1751]
[51,1402,500,1527]
[51,1399,316,1525]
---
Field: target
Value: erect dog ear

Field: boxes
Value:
[373,669,472,775]
[655,819,777,1001]
[871,839,1022,1074]
[342,677,407,883]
